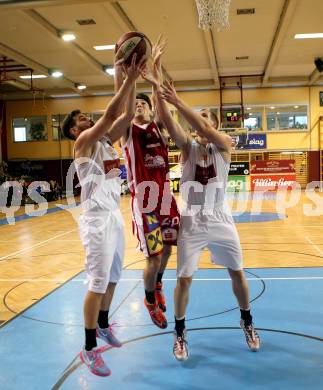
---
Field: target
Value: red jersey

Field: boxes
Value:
[123,121,170,201]
[123,121,179,255]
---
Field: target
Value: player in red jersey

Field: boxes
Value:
[115,38,179,328]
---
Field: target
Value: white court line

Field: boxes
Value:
[238,225,323,228]
[0,228,77,261]
[2,277,323,282]
[305,236,323,257]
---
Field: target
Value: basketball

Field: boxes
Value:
[115,31,152,65]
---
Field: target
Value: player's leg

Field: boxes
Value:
[173,222,205,361]
[155,244,172,312]
[227,268,260,351]
[156,200,180,312]
[134,207,168,328]
[208,215,260,351]
[97,214,124,347]
[143,253,168,328]
[78,215,114,376]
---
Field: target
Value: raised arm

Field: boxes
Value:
[141,36,191,154]
[75,56,143,153]
[161,81,232,153]
[108,82,136,144]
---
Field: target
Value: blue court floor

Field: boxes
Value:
[1,267,323,390]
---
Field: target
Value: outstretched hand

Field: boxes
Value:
[152,34,167,74]
[140,62,160,87]
[160,79,179,105]
[123,54,147,81]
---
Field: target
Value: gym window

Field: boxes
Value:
[266,105,308,131]
[13,116,48,142]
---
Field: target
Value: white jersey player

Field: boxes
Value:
[61,56,144,376]
[159,82,260,361]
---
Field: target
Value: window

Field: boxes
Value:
[266,105,308,131]
[244,109,262,130]
[13,116,48,142]
[14,127,27,142]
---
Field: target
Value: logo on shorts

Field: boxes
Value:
[145,227,163,255]
[144,212,160,232]
[162,228,177,243]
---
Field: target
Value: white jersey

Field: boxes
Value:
[180,140,230,212]
[75,136,122,213]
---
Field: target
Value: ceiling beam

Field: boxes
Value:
[2,79,31,91]
[0,42,48,74]
[22,9,106,78]
[309,69,322,85]
[0,0,116,9]
[0,42,78,91]
[202,30,220,88]
[262,0,298,85]
[103,1,172,81]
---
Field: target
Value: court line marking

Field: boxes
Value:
[52,326,323,389]
[2,276,323,282]
[0,228,77,261]
[305,236,323,257]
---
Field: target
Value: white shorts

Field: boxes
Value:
[79,209,124,293]
[177,209,243,278]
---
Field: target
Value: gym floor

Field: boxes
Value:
[0,191,323,389]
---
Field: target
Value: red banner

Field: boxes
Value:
[251,174,297,191]
[250,160,295,174]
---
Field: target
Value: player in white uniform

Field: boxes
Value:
[62,56,144,376]
[160,82,260,361]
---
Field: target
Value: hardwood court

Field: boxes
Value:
[0,191,322,324]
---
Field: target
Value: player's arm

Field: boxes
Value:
[114,58,124,93]
[161,81,232,153]
[142,36,192,155]
[75,56,143,152]
[108,83,136,144]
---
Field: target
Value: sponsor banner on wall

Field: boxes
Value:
[229,162,250,176]
[251,174,297,191]
[251,160,295,174]
[233,133,267,150]
[119,165,127,180]
[227,176,246,192]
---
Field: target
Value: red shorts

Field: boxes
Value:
[131,195,180,257]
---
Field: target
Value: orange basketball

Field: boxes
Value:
[115,31,152,65]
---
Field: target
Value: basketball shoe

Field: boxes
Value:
[96,324,122,348]
[80,347,111,376]
[173,330,189,361]
[240,319,260,352]
[144,298,168,329]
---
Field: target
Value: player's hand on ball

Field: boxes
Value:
[124,54,146,81]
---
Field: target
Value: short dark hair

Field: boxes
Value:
[136,93,152,110]
[61,109,81,140]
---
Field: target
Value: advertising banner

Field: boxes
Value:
[227,176,246,192]
[251,174,297,191]
[232,133,267,150]
[250,160,295,174]
[229,162,250,176]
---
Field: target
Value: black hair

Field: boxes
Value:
[61,109,81,140]
[136,93,152,110]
